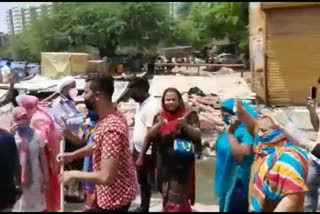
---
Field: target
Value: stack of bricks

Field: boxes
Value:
[185,93,225,132]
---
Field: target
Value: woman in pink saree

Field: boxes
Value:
[16,95,62,212]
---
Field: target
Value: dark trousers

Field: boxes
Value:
[96,203,131,212]
[133,149,155,212]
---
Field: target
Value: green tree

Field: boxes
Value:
[4,2,171,61]
[176,2,194,20]
[188,2,249,56]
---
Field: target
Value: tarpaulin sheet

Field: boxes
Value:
[41,52,89,78]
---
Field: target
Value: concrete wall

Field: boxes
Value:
[249,2,267,103]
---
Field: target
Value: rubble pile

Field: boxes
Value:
[185,87,225,132]
[215,67,236,75]
[184,87,226,153]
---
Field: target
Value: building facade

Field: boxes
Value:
[6,3,53,35]
[249,2,320,106]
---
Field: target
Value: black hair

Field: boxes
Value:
[6,61,11,66]
[86,74,114,100]
[128,77,150,92]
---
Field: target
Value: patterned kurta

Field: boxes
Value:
[249,122,309,212]
[92,111,138,210]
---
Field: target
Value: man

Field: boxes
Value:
[0,129,22,212]
[59,75,138,212]
[49,76,86,200]
[1,61,12,84]
[117,77,161,212]
[0,77,17,108]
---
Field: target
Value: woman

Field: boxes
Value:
[136,87,201,212]
[235,99,309,212]
[16,95,62,212]
[215,99,258,212]
[11,107,48,212]
[61,110,99,211]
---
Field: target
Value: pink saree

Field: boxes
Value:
[16,95,62,212]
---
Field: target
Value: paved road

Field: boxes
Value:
[65,157,219,212]
[65,195,219,212]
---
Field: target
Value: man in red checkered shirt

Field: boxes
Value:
[59,75,138,212]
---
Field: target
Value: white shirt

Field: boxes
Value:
[1,65,11,83]
[133,95,161,155]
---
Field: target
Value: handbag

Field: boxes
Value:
[173,138,195,156]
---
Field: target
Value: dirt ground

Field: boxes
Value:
[65,157,219,212]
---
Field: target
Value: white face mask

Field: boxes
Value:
[69,88,78,100]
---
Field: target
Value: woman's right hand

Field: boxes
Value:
[57,152,75,165]
[235,99,244,115]
[306,96,317,113]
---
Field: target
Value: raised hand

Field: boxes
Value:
[235,99,245,116]
[158,115,168,128]
[306,96,317,112]
[228,117,241,134]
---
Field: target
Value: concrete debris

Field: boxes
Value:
[186,93,225,132]
[215,67,236,75]
[149,75,255,101]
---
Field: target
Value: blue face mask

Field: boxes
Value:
[223,116,230,125]
[88,110,98,122]
[17,126,30,135]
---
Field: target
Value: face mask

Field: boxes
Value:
[17,126,30,135]
[223,116,230,125]
[223,115,237,125]
[69,88,78,100]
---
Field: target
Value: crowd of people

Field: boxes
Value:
[0,72,320,212]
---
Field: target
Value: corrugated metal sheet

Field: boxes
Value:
[266,7,320,106]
